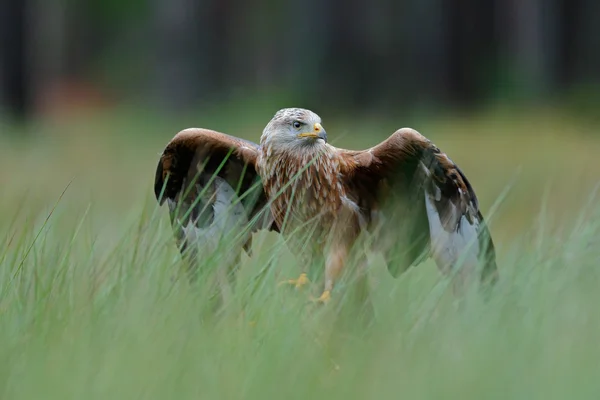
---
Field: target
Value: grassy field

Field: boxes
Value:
[1,105,600,399]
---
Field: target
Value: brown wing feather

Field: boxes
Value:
[155,128,260,205]
[339,128,497,285]
[154,128,277,269]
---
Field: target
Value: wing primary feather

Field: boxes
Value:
[154,128,278,283]
[339,127,498,287]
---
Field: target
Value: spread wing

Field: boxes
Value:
[154,128,277,273]
[339,128,497,286]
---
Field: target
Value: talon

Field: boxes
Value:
[311,290,331,304]
[278,272,310,289]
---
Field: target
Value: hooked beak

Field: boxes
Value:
[297,123,327,143]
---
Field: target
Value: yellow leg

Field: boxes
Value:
[311,290,331,304]
[309,243,346,305]
[278,272,310,289]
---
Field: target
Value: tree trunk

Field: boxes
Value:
[0,0,30,122]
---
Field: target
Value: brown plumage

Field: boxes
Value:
[154,108,497,303]
[154,129,276,306]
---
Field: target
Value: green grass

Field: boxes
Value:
[1,105,600,399]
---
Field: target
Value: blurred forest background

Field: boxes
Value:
[1,0,600,245]
[1,0,599,121]
[3,3,600,398]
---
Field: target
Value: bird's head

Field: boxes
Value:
[260,108,327,151]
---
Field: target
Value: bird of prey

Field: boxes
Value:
[154,108,497,304]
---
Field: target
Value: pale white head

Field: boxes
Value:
[260,108,327,151]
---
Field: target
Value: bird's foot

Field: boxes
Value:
[311,290,331,304]
[278,272,310,289]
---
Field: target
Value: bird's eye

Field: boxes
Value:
[292,121,302,129]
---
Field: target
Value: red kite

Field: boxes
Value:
[155,108,497,304]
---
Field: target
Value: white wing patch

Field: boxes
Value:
[424,191,480,275]
[169,176,251,260]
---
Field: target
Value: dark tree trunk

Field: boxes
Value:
[444,0,498,106]
[0,0,30,122]
[556,0,579,88]
[151,0,230,112]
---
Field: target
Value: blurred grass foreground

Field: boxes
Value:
[1,105,600,399]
